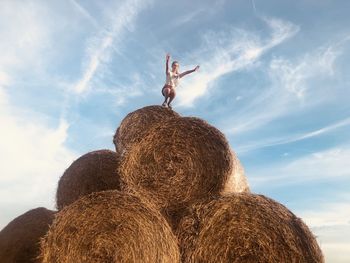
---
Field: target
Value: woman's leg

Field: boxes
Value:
[162,86,171,106]
[167,88,176,109]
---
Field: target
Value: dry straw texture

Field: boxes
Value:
[41,190,180,263]
[222,148,250,194]
[119,116,233,212]
[56,149,121,210]
[0,207,55,263]
[177,193,324,263]
[113,105,180,155]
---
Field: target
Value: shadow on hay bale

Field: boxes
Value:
[56,149,121,210]
[0,207,55,263]
[41,190,180,263]
[113,105,180,155]
[119,116,233,213]
[222,148,250,194]
[176,193,324,263]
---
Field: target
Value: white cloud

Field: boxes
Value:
[0,1,52,72]
[0,86,77,229]
[73,0,151,94]
[176,17,299,107]
[298,200,350,263]
[301,201,350,228]
[249,146,350,186]
[320,242,350,263]
[0,71,11,86]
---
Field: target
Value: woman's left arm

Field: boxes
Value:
[179,65,200,78]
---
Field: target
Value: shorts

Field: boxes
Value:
[162,84,173,96]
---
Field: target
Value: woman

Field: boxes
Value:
[162,53,200,109]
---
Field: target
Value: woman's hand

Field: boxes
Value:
[166,53,170,61]
[194,65,200,71]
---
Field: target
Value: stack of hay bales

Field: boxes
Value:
[0,105,323,262]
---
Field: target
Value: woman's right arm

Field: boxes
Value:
[165,53,170,74]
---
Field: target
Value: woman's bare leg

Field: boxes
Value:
[162,99,168,106]
[167,88,176,109]
[162,87,171,106]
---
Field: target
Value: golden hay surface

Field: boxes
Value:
[113,105,180,155]
[41,190,180,263]
[119,116,233,212]
[223,148,250,194]
[56,149,121,210]
[0,207,55,263]
[177,193,324,263]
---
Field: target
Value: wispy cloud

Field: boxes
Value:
[176,17,299,106]
[171,9,205,27]
[269,45,339,98]
[225,43,341,136]
[170,0,226,27]
[69,0,100,29]
[236,117,350,153]
[251,0,257,14]
[93,72,144,106]
[249,146,350,186]
[73,0,151,94]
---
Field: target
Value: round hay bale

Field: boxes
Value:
[0,207,55,263]
[222,148,250,194]
[56,149,121,210]
[119,116,233,211]
[41,190,180,263]
[113,105,180,155]
[177,193,324,263]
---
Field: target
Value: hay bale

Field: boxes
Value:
[177,193,324,263]
[41,190,180,263]
[56,149,121,210]
[223,148,250,194]
[0,207,55,263]
[113,105,180,155]
[119,116,233,211]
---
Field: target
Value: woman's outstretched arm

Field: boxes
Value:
[179,65,200,78]
[166,53,170,74]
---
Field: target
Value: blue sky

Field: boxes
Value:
[0,0,349,261]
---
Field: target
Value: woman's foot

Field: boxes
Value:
[162,102,167,107]
[167,103,172,109]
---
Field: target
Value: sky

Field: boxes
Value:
[0,0,349,261]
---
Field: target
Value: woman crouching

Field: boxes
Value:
[162,53,199,109]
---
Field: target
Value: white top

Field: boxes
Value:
[165,71,180,88]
